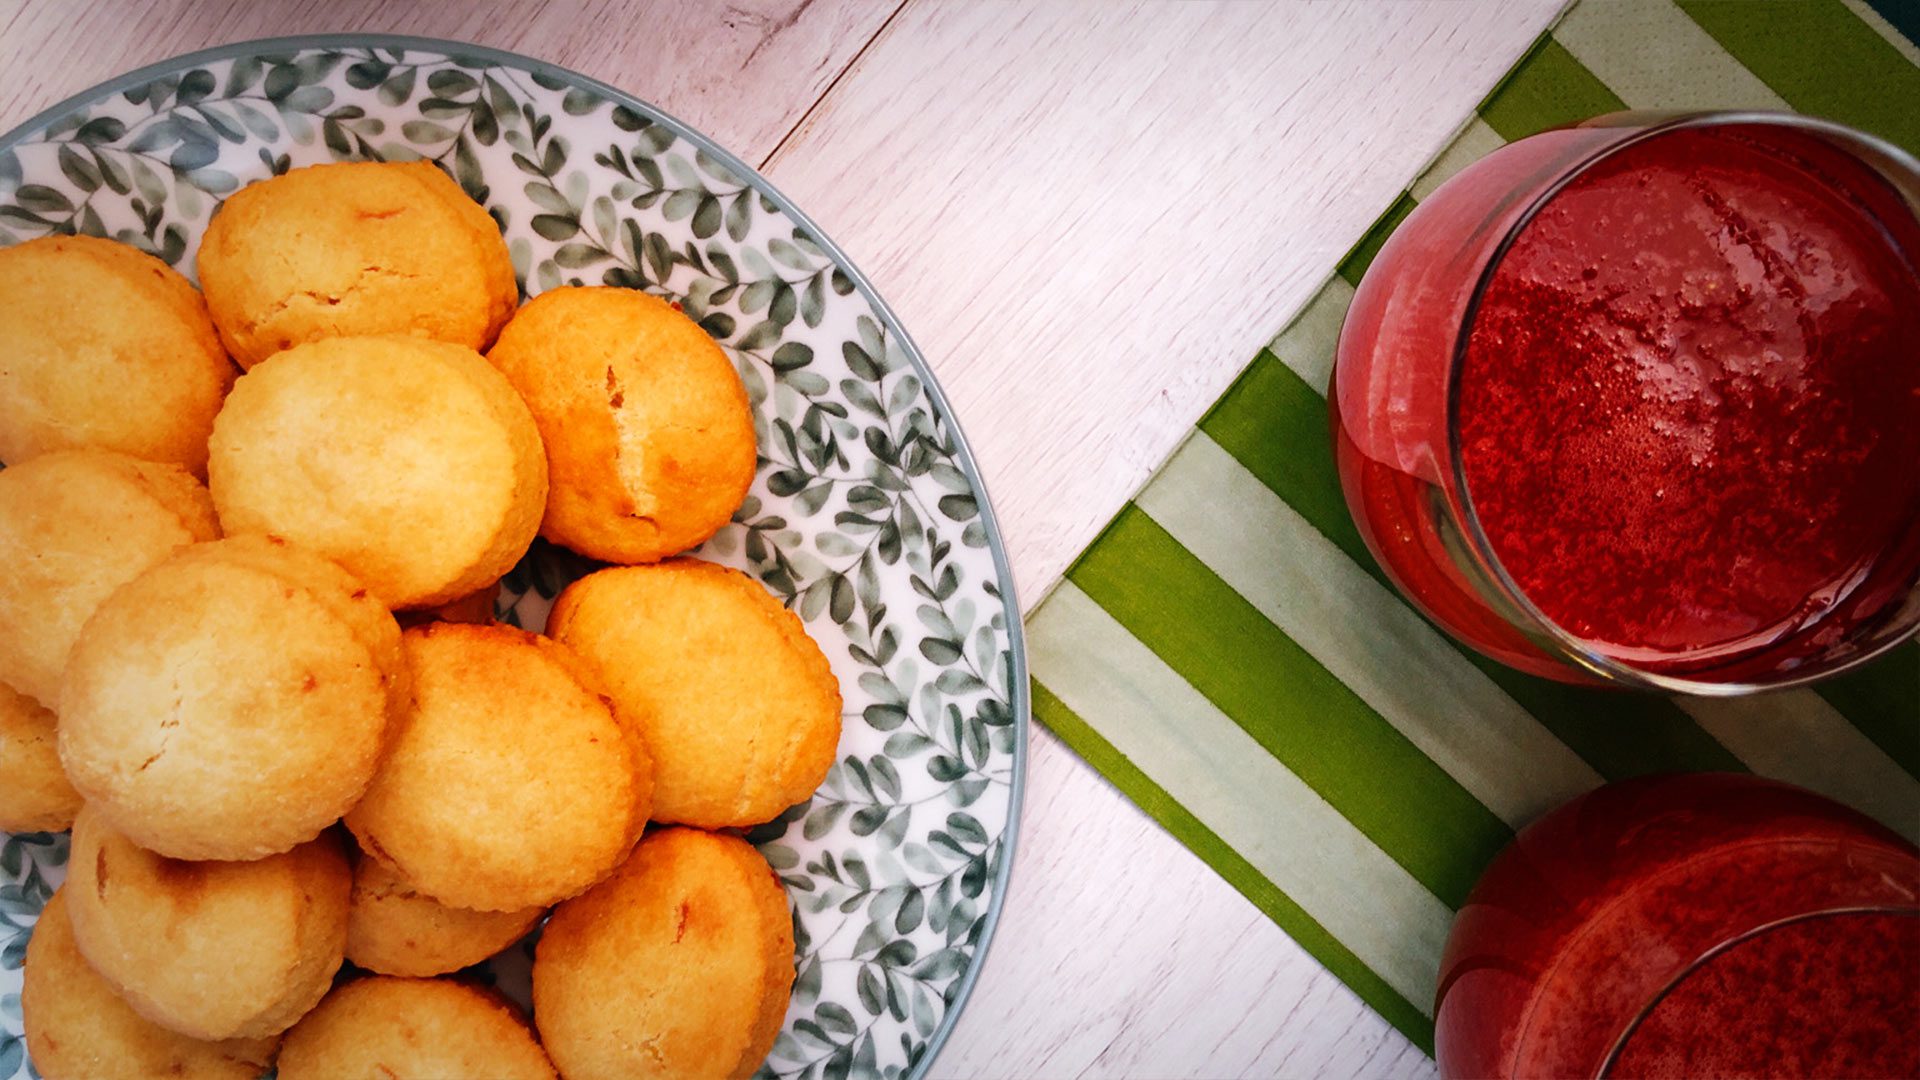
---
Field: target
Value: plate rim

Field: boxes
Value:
[0,32,1030,1079]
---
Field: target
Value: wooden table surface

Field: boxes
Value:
[0,1,1564,1074]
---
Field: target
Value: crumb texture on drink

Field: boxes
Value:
[1459,125,1920,669]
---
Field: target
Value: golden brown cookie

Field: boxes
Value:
[346,623,651,911]
[207,335,547,609]
[62,805,350,1041]
[548,559,841,827]
[0,679,80,833]
[59,536,403,860]
[277,976,556,1080]
[196,160,517,368]
[0,234,234,471]
[22,889,281,1080]
[486,286,756,563]
[533,827,795,1080]
[346,851,544,977]
[0,448,220,708]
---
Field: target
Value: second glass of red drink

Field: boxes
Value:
[1436,773,1920,1079]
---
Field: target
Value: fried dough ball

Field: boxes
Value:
[208,335,546,609]
[534,827,794,1080]
[277,976,556,1080]
[486,286,755,563]
[346,623,651,911]
[196,160,516,368]
[63,806,350,1040]
[548,559,840,828]
[345,852,543,977]
[0,679,80,832]
[22,889,280,1080]
[59,536,402,860]
[0,234,234,471]
[0,449,219,708]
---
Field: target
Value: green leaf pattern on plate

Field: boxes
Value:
[0,43,1019,1080]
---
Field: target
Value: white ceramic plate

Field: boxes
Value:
[0,36,1026,1080]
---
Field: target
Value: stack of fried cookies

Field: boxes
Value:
[0,159,842,1080]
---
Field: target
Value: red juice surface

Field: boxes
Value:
[1607,912,1920,1079]
[1456,127,1920,672]
[1434,774,1920,1080]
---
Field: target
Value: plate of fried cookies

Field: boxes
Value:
[0,35,1026,1080]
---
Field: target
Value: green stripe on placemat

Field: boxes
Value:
[1478,36,1627,141]
[1818,642,1920,777]
[1072,507,1514,907]
[1026,0,1920,1054]
[1678,0,1920,154]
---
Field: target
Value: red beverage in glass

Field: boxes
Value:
[1331,114,1920,690]
[1434,773,1920,1079]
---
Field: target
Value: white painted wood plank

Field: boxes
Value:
[762,0,1565,610]
[925,724,1437,1080]
[0,0,898,164]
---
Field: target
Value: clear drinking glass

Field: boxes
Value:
[1434,773,1920,1079]
[1329,112,1920,693]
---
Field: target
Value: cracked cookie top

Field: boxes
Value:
[196,159,516,369]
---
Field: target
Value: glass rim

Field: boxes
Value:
[1593,904,1920,1077]
[1442,109,1920,696]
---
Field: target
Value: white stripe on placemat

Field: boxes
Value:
[1267,275,1354,393]
[1557,0,1790,110]
[1030,581,1453,1014]
[1681,691,1920,843]
[1136,431,1603,828]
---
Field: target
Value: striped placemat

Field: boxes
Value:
[1026,0,1920,1055]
